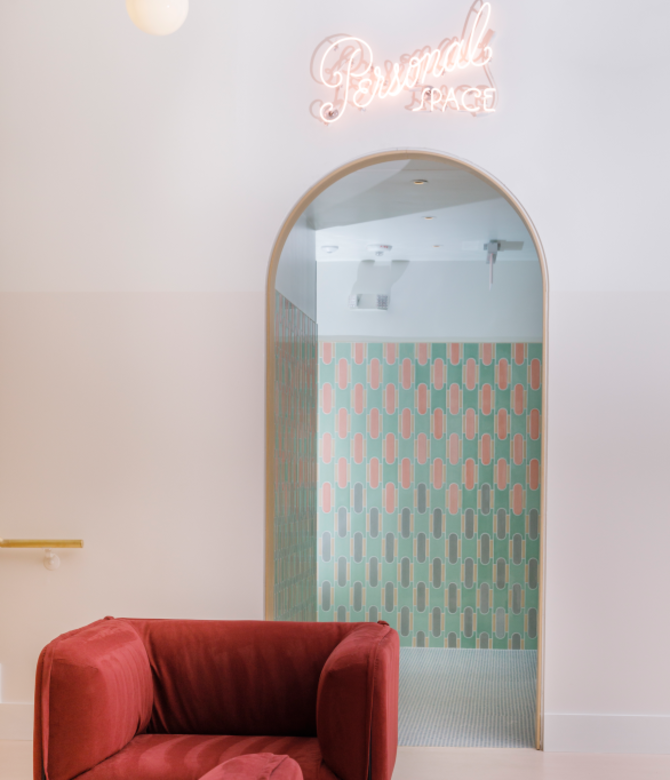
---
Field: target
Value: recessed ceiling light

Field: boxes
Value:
[424,216,434,220]
[321,246,339,254]
[413,179,428,185]
[433,245,441,248]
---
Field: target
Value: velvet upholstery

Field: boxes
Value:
[318,623,398,780]
[198,753,303,780]
[368,625,400,780]
[75,736,337,780]
[316,623,398,780]
[34,619,399,780]
[127,619,352,736]
[34,617,153,780]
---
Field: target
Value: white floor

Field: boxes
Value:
[3,741,670,780]
[395,746,670,779]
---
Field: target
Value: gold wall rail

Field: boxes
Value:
[0,539,83,548]
[0,538,84,569]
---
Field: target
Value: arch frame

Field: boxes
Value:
[265,148,549,750]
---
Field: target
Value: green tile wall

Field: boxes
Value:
[317,342,542,648]
[273,291,317,621]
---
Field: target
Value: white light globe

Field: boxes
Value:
[126,0,189,36]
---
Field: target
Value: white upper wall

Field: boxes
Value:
[318,260,543,341]
[0,0,667,294]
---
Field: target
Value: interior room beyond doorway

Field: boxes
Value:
[269,154,547,749]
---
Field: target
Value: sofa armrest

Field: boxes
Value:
[34,618,153,780]
[316,623,399,780]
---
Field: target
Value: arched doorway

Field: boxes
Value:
[265,150,548,749]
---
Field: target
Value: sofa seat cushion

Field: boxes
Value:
[199,754,303,780]
[78,735,336,780]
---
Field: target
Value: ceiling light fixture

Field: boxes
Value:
[126,0,189,36]
[424,216,434,221]
[433,245,441,248]
[321,246,339,254]
[460,239,524,290]
[413,179,428,185]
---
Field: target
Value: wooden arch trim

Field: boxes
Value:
[264,149,549,749]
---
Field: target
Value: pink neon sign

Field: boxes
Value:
[314,1,497,124]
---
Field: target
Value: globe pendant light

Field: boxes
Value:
[126,0,189,35]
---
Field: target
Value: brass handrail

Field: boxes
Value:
[0,539,84,548]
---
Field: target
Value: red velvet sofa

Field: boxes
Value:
[34,618,399,780]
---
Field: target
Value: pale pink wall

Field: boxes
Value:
[0,0,669,753]
[0,293,265,702]
[545,291,670,714]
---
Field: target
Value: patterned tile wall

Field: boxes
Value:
[273,291,318,621]
[317,342,542,648]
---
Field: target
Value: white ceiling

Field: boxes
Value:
[309,160,538,263]
[305,159,498,228]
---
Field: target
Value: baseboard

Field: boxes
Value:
[3,705,669,753]
[0,702,33,740]
[544,713,670,754]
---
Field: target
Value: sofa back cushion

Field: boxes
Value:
[36,618,153,780]
[128,619,352,736]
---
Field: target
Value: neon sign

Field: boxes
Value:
[314,1,497,124]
